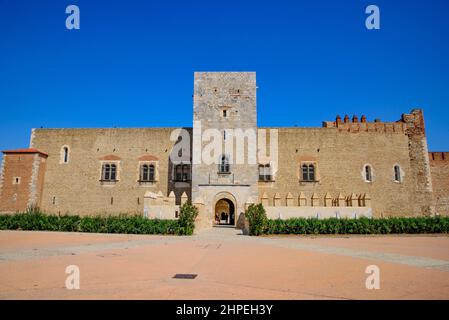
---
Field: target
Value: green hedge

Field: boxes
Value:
[0,203,199,235]
[263,217,449,235]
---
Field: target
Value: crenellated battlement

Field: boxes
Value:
[429,152,449,162]
[322,109,425,135]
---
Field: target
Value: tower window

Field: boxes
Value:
[259,164,272,181]
[223,110,227,117]
[219,155,230,174]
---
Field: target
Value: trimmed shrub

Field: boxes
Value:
[244,203,267,236]
[262,216,449,236]
[177,202,199,235]
[0,207,186,235]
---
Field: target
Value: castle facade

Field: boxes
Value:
[1,72,448,228]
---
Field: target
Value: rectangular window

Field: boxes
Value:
[301,164,316,182]
[259,165,272,181]
[394,165,401,182]
[101,163,118,182]
[140,164,155,182]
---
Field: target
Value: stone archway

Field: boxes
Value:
[213,192,237,226]
[215,199,235,225]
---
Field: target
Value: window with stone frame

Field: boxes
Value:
[101,163,117,181]
[301,163,316,182]
[140,163,155,182]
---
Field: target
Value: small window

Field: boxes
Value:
[13,177,21,185]
[364,165,373,182]
[259,164,272,181]
[223,110,227,118]
[301,164,315,182]
[223,130,226,140]
[394,165,401,182]
[101,163,117,181]
[219,155,230,173]
[60,146,70,164]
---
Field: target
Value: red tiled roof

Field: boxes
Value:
[2,148,48,157]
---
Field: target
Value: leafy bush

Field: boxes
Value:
[262,216,449,236]
[177,202,199,235]
[244,203,268,236]
[0,208,186,235]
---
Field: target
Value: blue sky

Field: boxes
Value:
[0,0,448,163]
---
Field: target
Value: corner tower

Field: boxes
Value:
[191,72,259,228]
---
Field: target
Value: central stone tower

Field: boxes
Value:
[191,72,259,228]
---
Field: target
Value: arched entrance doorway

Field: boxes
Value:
[214,198,235,226]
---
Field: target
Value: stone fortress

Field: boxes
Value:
[0,72,448,229]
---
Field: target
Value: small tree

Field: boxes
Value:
[245,203,267,236]
[177,202,198,235]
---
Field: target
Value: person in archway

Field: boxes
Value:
[220,211,228,224]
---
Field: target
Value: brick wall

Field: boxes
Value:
[0,151,47,213]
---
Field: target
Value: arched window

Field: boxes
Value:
[259,164,272,181]
[174,164,191,181]
[365,165,373,182]
[302,164,315,182]
[219,155,230,173]
[394,165,401,182]
[61,146,69,163]
[102,163,117,181]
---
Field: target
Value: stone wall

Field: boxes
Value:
[258,110,434,218]
[265,206,372,220]
[429,152,449,216]
[192,72,259,228]
[29,128,191,216]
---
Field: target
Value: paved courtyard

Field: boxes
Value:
[0,228,449,299]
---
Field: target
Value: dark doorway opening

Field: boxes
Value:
[214,198,235,226]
